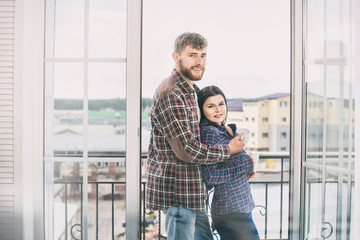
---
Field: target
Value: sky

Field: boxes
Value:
[49,0,291,100]
[142,0,291,99]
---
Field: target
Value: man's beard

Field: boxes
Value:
[178,59,205,81]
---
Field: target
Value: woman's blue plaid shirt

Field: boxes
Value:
[200,119,255,215]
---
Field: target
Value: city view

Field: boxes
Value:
[52,92,292,239]
[51,88,354,239]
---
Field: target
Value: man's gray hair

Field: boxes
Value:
[174,32,208,54]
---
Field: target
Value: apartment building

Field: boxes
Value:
[228,92,355,153]
[227,93,290,152]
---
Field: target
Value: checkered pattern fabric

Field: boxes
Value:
[145,69,231,212]
[200,119,255,214]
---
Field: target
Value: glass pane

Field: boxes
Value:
[304,167,323,239]
[324,172,338,240]
[45,63,84,157]
[325,65,341,154]
[350,179,355,237]
[54,63,84,157]
[87,162,126,239]
[303,0,355,239]
[306,63,324,154]
[251,183,267,238]
[342,64,355,158]
[54,0,85,58]
[88,63,126,157]
[89,0,127,58]
[323,171,353,240]
[53,162,83,240]
[305,0,325,60]
[325,0,343,59]
[142,0,291,239]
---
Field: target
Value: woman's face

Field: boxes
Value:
[202,94,227,125]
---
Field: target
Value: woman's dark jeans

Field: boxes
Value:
[212,212,260,240]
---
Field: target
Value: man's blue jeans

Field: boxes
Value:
[163,205,213,240]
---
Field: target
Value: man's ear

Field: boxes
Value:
[172,52,179,63]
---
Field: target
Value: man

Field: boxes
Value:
[145,32,245,240]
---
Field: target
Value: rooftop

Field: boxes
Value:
[227,92,290,111]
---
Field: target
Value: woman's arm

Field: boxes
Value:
[201,126,254,186]
[202,151,253,186]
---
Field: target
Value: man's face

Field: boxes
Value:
[175,45,207,81]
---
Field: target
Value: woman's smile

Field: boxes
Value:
[203,94,227,125]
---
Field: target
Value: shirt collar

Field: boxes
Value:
[200,118,237,136]
[171,68,200,93]
[200,118,225,130]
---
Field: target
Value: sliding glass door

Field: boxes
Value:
[142,0,291,239]
[302,0,355,239]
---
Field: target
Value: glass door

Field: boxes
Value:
[142,0,291,239]
[302,0,355,239]
[43,0,133,239]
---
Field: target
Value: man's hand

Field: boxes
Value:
[229,133,245,154]
[247,152,255,165]
[246,152,256,180]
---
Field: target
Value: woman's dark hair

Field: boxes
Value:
[197,85,228,124]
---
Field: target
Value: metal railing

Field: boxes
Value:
[53,154,290,240]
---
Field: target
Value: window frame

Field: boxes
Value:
[40,0,142,239]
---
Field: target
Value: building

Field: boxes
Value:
[228,93,291,152]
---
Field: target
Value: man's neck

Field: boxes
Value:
[185,78,194,88]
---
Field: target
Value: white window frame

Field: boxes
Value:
[353,0,360,238]
[289,0,305,239]
[125,0,142,239]
[17,0,142,239]
[16,0,46,239]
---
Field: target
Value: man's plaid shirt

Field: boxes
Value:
[145,69,231,212]
[200,119,255,215]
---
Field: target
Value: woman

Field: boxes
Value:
[197,86,260,240]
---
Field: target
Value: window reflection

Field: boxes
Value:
[304,0,355,238]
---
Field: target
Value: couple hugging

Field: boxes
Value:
[146,32,260,240]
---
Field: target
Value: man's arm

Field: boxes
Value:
[200,127,253,186]
[154,92,242,164]
[202,152,254,186]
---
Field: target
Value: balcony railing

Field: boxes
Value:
[53,154,290,240]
